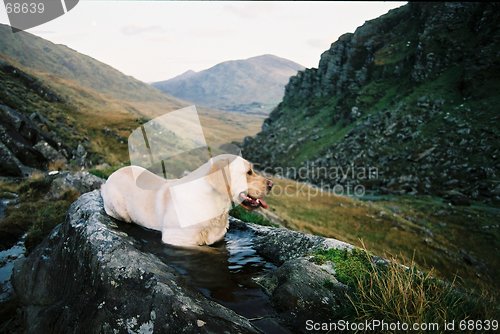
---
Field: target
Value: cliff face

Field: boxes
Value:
[243,3,500,202]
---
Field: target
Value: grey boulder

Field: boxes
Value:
[13,190,258,334]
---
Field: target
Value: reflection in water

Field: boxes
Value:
[0,236,25,303]
[116,223,291,334]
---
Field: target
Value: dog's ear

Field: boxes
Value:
[207,159,232,196]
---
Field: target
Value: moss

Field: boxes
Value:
[229,205,278,227]
[312,248,372,288]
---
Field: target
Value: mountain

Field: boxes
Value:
[243,3,500,203]
[153,54,305,114]
[0,24,263,176]
[0,26,171,103]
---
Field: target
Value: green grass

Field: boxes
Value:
[350,258,498,332]
[0,174,79,252]
[229,205,278,227]
[313,247,498,332]
[17,200,73,252]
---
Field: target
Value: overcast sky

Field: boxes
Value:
[0,1,405,83]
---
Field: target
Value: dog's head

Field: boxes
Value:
[207,154,272,210]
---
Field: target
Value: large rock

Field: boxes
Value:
[0,141,24,177]
[230,219,352,265]
[0,105,48,171]
[12,190,358,333]
[12,191,259,334]
[257,258,349,331]
[33,140,66,163]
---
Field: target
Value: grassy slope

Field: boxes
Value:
[265,177,499,292]
[0,23,168,102]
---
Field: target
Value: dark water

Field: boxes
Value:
[0,197,25,303]
[0,237,25,303]
[116,223,291,334]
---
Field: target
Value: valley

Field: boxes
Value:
[1,2,499,332]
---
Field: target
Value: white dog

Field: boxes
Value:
[101,154,272,246]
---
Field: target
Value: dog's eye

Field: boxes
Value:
[247,170,253,175]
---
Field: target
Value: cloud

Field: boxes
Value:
[306,38,331,49]
[121,24,166,36]
[223,3,277,19]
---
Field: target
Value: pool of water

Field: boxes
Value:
[0,196,25,303]
[0,236,25,303]
[0,196,17,220]
[117,223,290,333]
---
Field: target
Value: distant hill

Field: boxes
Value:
[0,24,263,175]
[243,3,500,203]
[153,55,305,114]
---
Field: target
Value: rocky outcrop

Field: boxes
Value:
[0,104,49,176]
[0,101,67,176]
[13,191,355,333]
[243,3,500,203]
[13,191,259,333]
[0,61,92,176]
[257,258,349,329]
[230,222,357,329]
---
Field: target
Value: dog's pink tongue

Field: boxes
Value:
[259,199,269,209]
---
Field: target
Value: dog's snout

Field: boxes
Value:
[266,179,273,191]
